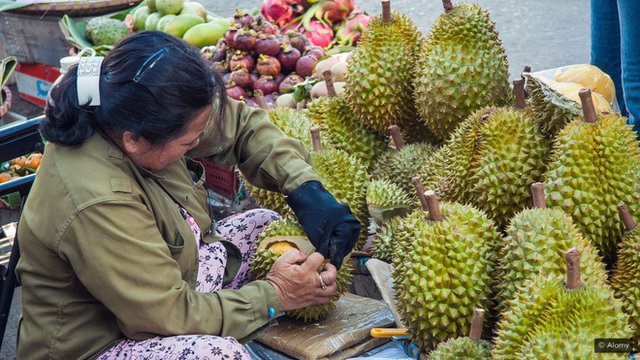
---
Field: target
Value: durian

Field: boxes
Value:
[610,203,640,341]
[392,186,501,352]
[427,308,492,360]
[345,0,431,143]
[414,0,510,142]
[543,89,640,266]
[494,183,608,316]
[249,216,352,322]
[492,248,633,359]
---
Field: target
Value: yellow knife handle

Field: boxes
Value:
[370,328,409,338]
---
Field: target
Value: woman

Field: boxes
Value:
[16,30,360,359]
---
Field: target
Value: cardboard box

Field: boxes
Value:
[14,63,60,108]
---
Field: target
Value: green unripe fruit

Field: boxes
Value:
[156,14,177,32]
[145,0,157,13]
[179,1,207,20]
[144,12,162,30]
[163,13,204,38]
[132,6,151,31]
[183,21,227,48]
[155,0,183,15]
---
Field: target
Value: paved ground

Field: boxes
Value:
[1,0,590,358]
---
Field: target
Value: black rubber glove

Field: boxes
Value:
[286,181,361,270]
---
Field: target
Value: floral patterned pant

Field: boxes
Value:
[97,208,281,360]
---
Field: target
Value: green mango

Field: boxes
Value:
[145,0,157,13]
[132,6,151,31]
[163,13,205,38]
[179,1,207,21]
[182,21,227,48]
[156,13,177,31]
[156,0,183,15]
[144,12,162,30]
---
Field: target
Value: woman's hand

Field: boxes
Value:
[265,249,338,311]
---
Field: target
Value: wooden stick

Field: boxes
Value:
[382,0,391,22]
[443,0,454,13]
[425,190,443,221]
[412,176,429,212]
[579,88,598,123]
[618,202,637,231]
[322,69,336,98]
[565,247,582,290]
[310,126,322,152]
[468,308,485,341]
[388,125,405,150]
[530,182,546,209]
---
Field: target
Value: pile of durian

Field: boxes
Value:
[242,0,640,356]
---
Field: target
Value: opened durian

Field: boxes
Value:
[414,0,510,142]
[427,308,492,360]
[492,248,632,359]
[553,63,616,104]
[543,89,640,266]
[249,215,352,322]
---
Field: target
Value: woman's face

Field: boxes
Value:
[124,105,213,172]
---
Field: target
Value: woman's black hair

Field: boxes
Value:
[42,30,227,147]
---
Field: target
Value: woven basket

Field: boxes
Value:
[0,86,12,118]
[8,0,142,17]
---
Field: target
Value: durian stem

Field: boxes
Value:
[469,308,485,341]
[381,0,391,23]
[254,89,270,110]
[565,247,582,290]
[388,125,405,150]
[310,126,322,152]
[412,176,429,212]
[323,70,337,97]
[425,190,443,221]
[618,202,637,231]
[442,0,454,13]
[513,79,526,110]
[530,182,546,209]
[521,65,532,80]
[579,88,598,123]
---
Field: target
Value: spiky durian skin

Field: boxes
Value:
[418,107,493,204]
[414,3,510,142]
[493,275,632,359]
[524,74,581,137]
[392,202,501,352]
[427,337,492,360]
[366,178,415,227]
[492,274,632,360]
[249,217,353,322]
[468,108,550,228]
[494,208,608,315]
[311,149,370,249]
[243,107,313,215]
[305,95,388,171]
[345,12,427,139]
[371,142,437,199]
[369,214,410,262]
[543,114,640,265]
[609,226,640,341]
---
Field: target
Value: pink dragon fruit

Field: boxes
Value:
[261,0,295,27]
[334,7,371,46]
[317,0,354,24]
[303,19,334,48]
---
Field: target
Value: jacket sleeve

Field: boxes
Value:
[59,201,281,341]
[187,98,320,195]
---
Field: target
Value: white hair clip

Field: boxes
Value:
[77,56,104,106]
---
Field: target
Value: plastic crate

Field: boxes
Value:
[196,158,239,200]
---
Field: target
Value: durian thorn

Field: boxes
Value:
[322,69,337,97]
[442,0,454,13]
[513,78,527,110]
[425,190,443,221]
[310,126,322,152]
[579,88,598,123]
[530,182,546,209]
[253,89,270,110]
[381,0,391,23]
[388,125,405,150]
[617,202,637,231]
[411,176,429,211]
[565,247,582,290]
[468,308,485,341]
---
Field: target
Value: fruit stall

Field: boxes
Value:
[1,0,640,359]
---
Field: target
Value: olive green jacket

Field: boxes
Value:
[15,99,319,360]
